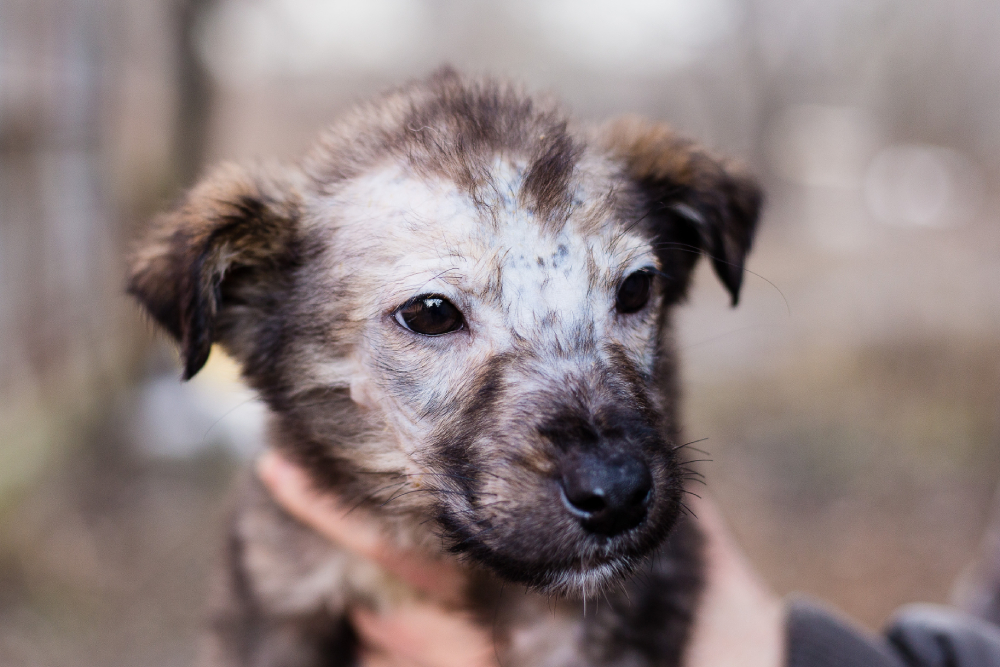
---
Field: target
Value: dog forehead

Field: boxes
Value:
[318,159,654,322]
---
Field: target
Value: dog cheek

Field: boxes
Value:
[349,373,379,411]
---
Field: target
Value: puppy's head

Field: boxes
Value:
[129,71,760,595]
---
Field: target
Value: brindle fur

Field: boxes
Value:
[129,68,761,667]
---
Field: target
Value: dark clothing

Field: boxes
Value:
[787,597,1000,667]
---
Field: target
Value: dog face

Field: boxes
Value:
[129,70,760,596]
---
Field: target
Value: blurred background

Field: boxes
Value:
[1,0,999,664]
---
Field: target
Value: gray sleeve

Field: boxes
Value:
[786,598,1000,667]
[885,604,1000,667]
[786,597,907,667]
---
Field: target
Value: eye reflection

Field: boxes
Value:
[394,295,465,336]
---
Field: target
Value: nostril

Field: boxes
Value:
[629,481,653,510]
[563,487,607,515]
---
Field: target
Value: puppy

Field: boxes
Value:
[128,68,760,667]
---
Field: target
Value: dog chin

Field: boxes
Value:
[533,557,640,598]
[455,535,642,597]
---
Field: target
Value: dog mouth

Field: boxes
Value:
[427,391,682,595]
[443,524,667,597]
[437,474,681,597]
[442,525,647,596]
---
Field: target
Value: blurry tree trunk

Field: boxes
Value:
[0,0,218,492]
[173,0,216,187]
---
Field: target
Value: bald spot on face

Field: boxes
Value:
[306,156,661,458]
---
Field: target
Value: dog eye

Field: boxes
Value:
[615,269,653,314]
[394,295,465,336]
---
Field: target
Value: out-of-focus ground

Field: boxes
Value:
[1,1,999,665]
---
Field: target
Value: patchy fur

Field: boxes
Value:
[129,68,761,667]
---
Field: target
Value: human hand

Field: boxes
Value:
[683,492,784,667]
[257,450,496,667]
[257,450,784,667]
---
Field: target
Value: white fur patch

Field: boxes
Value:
[309,156,659,458]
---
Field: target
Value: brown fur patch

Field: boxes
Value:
[598,115,762,304]
[128,163,304,379]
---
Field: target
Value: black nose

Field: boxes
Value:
[559,453,652,536]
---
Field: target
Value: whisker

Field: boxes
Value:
[618,580,631,605]
[493,583,506,667]
[452,525,500,547]
[378,486,478,509]
[342,481,409,515]
[378,486,436,508]
[356,471,481,484]
[678,500,698,520]
[418,500,513,526]
[672,437,709,454]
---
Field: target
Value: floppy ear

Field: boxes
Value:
[128,163,302,379]
[600,116,762,306]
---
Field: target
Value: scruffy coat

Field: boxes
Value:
[128,69,761,667]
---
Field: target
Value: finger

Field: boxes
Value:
[257,449,382,552]
[358,647,421,667]
[688,494,776,596]
[257,450,465,604]
[684,494,784,667]
[351,605,496,667]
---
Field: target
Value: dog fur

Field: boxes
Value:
[128,69,761,667]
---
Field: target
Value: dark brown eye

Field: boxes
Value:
[615,269,653,314]
[394,295,465,336]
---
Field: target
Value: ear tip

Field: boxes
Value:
[181,363,204,381]
[182,345,211,380]
[728,269,743,306]
[710,254,745,308]
[727,276,742,306]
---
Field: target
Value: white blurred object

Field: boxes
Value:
[769,104,879,189]
[864,144,982,229]
[530,0,738,73]
[197,0,431,84]
[768,104,880,249]
[132,351,266,460]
